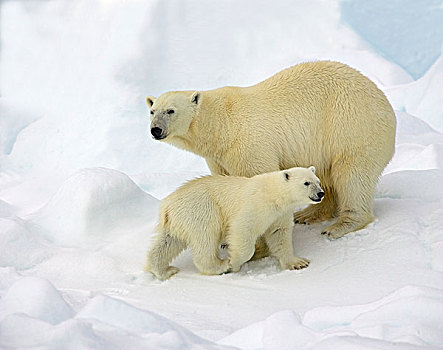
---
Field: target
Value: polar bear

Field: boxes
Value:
[146,61,396,241]
[145,166,323,280]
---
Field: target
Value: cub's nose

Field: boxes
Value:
[317,191,325,199]
[151,127,163,139]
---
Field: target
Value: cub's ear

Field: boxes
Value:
[309,166,316,174]
[190,91,201,106]
[283,172,290,181]
[146,96,156,108]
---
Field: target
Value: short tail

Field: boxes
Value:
[154,202,169,234]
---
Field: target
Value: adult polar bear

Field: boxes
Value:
[146,61,396,240]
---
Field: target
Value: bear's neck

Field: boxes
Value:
[176,88,240,160]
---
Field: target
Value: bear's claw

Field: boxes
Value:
[322,230,346,240]
[283,257,310,270]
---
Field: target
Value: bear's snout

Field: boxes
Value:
[151,127,165,140]
[317,191,324,199]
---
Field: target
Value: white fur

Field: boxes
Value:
[147,61,396,240]
[145,167,323,280]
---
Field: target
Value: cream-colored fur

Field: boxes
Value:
[146,60,396,240]
[145,167,323,280]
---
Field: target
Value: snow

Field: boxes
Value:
[1,0,442,349]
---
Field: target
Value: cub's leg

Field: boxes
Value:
[323,158,377,239]
[265,213,310,270]
[145,233,187,280]
[190,232,229,276]
[227,233,258,273]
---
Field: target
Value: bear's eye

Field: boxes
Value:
[304,182,310,186]
[285,173,290,181]
[167,109,175,115]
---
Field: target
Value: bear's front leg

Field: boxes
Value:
[264,214,310,270]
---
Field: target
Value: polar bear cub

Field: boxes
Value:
[145,166,324,280]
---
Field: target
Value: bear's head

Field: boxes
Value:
[282,166,324,205]
[146,91,201,141]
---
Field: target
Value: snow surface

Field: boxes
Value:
[0,1,442,349]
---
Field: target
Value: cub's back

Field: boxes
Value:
[161,175,250,220]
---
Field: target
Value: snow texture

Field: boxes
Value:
[0,0,442,349]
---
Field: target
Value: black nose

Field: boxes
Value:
[151,127,163,139]
[317,191,324,199]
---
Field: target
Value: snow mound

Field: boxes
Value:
[0,282,237,350]
[0,217,53,270]
[383,111,443,175]
[220,285,443,350]
[0,277,74,325]
[76,294,176,333]
[385,143,443,174]
[386,56,443,132]
[0,199,15,218]
[76,294,233,350]
[377,169,443,201]
[28,167,159,246]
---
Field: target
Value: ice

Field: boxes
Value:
[340,0,443,80]
[1,0,443,349]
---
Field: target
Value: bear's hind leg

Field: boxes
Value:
[323,159,377,239]
[145,233,187,280]
[190,234,229,276]
[227,234,258,273]
[294,186,337,224]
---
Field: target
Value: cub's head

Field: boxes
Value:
[146,91,201,141]
[282,166,324,205]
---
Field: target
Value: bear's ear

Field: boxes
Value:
[283,172,290,181]
[190,91,201,106]
[146,96,156,108]
[309,166,316,174]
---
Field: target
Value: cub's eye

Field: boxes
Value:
[167,109,175,115]
[304,182,310,186]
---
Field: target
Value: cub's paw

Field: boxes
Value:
[216,259,231,275]
[200,259,230,276]
[155,266,180,280]
[227,262,243,273]
[283,257,310,270]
